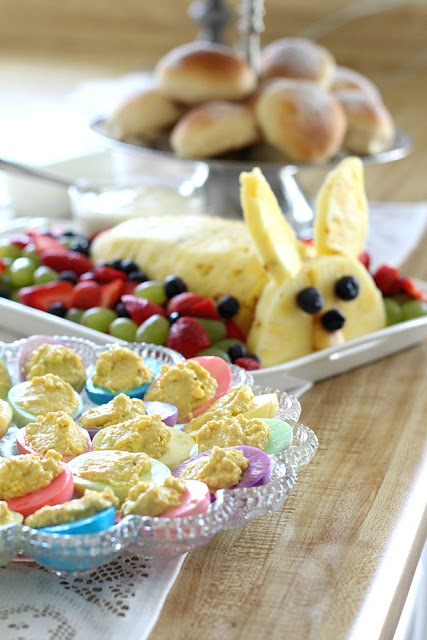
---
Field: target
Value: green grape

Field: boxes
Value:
[214,337,245,351]
[10,257,36,287]
[81,307,118,333]
[384,297,402,326]
[33,266,59,285]
[21,244,40,266]
[136,314,170,345]
[134,281,167,305]
[196,347,231,363]
[197,318,227,343]
[66,307,85,324]
[401,299,427,321]
[109,317,138,342]
[0,240,21,260]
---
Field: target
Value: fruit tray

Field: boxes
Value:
[0,336,317,574]
[1,217,425,390]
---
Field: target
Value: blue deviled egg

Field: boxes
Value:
[24,488,118,535]
[8,373,83,428]
[85,344,161,405]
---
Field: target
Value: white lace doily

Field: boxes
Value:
[0,552,186,640]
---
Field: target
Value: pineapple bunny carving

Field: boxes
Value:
[241,159,386,367]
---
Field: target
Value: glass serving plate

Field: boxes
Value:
[0,335,316,575]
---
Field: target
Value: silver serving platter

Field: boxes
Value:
[90,117,412,237]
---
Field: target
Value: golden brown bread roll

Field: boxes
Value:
[170,101,259,158]
[331,65,382,100]
[255,79,347,163]
[335,89,395,154]
[155,42,257,105]
[106,85,185,141]
[260,37,336,88]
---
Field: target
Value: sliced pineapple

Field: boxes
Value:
[314,157,368,258]
[240,168,302,282]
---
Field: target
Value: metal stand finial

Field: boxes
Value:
[188,0,233,44]
[237,0,265,76]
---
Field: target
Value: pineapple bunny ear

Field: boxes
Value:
[314,157,368,259]
[240,168,302,282]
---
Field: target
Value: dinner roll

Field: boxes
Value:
[155,42,257,105]
[335,89,395,154]
[105,85,186,141]
[331,65,381,100]
[255,79,347,163]
[170,101,259,158]
[260,37,336,88]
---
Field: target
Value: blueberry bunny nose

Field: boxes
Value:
[321,309,345,332]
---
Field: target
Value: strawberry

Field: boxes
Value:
[234,357,262,371]
[18,281,74,311]
[225,319,246,342]
[100,279,124,308]
[78,271,96,282]
[27,229,65,253]
[167,292,205,316]
[358,251,371,270]
[40,249,92,276]
[122,281,138,295]
[189,298,219,319]
[0,260,6,275]
[93,266,127,284]
[40,249,93,276]
[398,276,427,302]
[71,281,101,309]
[121,294,166,325]
[373,265,401,296]
[166,317,211,358]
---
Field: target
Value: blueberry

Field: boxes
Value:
[127,270,148,283]
[0,287,10,299]
[120,259,139,274]
[296,287,323,314]
[246,353,261,363]
[60,229,78,238]
[164,275,187,299]
[110,258,124,271]
[167,311,180,325]
[228,343,247,361]
[217,295,240,319]
[335,276,360,301]
[48,302,68,318]
[115,302,130,318]
[321,309,345,331]
[70,239,91,255]
[59,270,78,285]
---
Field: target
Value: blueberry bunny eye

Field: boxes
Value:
[335,276,360,300]
[296,287,323,313]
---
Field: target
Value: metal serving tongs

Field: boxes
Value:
[0,157,100,193]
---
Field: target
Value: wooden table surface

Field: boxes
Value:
[0,2,426,639]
